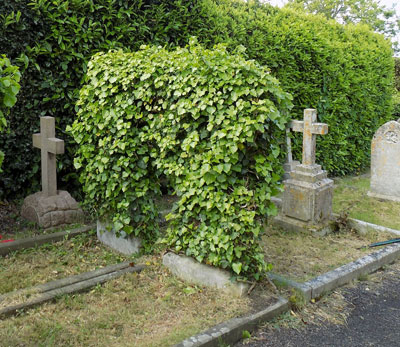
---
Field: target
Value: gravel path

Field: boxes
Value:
[236,264,400,347]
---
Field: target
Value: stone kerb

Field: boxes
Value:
[97,220,142,255]
[368,119,400,202]
[163,252,249,297]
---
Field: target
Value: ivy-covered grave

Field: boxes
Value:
[69,39,293,286]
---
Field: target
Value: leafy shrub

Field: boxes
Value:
[69,41,292,280]
[0,55,20,171]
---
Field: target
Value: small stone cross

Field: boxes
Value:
[291,109,328,166]
[33,117,64,197]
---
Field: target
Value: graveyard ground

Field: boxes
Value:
[332,173,400,230]
[1,173,399,346]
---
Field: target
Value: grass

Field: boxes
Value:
[262,226,395,282]
[332,174,400,230]
[0,230,127,294]
[1,175,400,345]
[0,232,251,347]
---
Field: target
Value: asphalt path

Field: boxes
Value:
[236,266,400,347]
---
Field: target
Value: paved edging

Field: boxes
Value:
[0,224,95,256]
[175,297,289,347]
[303,243,400,300]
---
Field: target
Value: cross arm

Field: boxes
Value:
[45,138,65,154]
[33,133,41,149]
[290,120,328,135]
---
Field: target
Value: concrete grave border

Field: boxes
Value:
[176,217,400,347]
[0,224,95,257]
[163,252,249,297]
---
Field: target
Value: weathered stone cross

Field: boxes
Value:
[290,109,328,166]
[33,117,64,197]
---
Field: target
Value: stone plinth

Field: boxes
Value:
[97,220,141,255]
[368,120,400,202]
[283,160,300,180]
[21,191,84,229]
[275,166,334,235]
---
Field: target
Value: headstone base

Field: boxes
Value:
[275,164,334,235]
[21,191,84,230]
[273,214,335,236]
[163,252,249,297]
[367,191,400,203]
[97,220,141,255]
[282,164,333,223]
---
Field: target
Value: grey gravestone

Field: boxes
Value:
[21,117,84,229]
[274,109,334,234]
[368,119,400,202]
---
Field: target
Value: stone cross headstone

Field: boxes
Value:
[275,109,334,234]
[21,117,84,230]
[33,116,64,197]
[368,119,400,202]
[291,109,328,166]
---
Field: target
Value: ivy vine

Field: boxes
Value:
[69,40,292,280]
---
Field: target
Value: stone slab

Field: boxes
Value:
[175,297,289,347]
[163,252,249,297]
[0,263,145,318]
[97,220,141,255]
[0,225,94,257]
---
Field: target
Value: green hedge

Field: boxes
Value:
[0,0,394,198]
[395,58,400,92]
[197,0,394,175]
[0,55,20,171]
[69,41,292,279]
[0,0,211,197]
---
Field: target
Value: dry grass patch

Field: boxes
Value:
[333,175,400,230]
[0,230,128,294]
[0,256,250,347]
[262,226,395,282]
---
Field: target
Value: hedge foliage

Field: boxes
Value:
[0,0,394,197]
[69,41,292,279]
[0,55,20,171]
[0,0,211,197]
[395,58,400,92]
[198,0,394,175]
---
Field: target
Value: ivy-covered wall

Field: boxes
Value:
[0,0,394,198]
